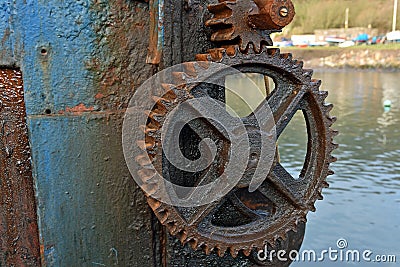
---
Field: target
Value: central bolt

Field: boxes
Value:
[279,7,289,17]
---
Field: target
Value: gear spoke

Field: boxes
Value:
[228,192,265,219]
[271,87,306,138]
[265,163,306,209]
[186,199,225,227]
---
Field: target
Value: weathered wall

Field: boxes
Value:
[1,0,257,266]
[1,0,156,266]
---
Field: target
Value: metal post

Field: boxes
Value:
[393,0,398,32]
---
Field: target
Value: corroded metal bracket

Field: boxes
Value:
[0,69,41,266]
[206,0,295,52]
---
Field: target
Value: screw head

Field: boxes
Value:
[279,7,289,17]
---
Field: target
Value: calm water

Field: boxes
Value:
[278,70,400,266]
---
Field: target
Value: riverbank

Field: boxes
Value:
[281,44,400,69]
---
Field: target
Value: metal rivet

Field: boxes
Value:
[279,7,289,17]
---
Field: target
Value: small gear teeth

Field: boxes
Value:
[242,247,251,257]
[303,69,314,78]
[188,238,199,250]
[182,62,198,77]
[160,83,178,99]
[310,204,317,212]
[147,198,161,210]
[139,125,157,135]
[172,72,191,86]
[203,244,211,255]
[311,79,322,87]
[324,103,334,113]
[135,154,153,167]
[141,182,158,195]
[136,140,154,151]
[317,192,324,200]
[207,1,234,15]
[327,116,337,127]
[280,53,293,60]
[331,142,339,150]
[328,169,335,176]
[230,247,240,258]
[267,48,280,57]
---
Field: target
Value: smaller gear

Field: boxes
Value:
[206,0,295,52]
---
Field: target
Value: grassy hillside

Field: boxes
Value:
[288,0,399,34]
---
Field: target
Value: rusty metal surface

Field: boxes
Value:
[147,0,165,65]
[206,0,295,52]
[141,46,337,263]
[0,69,41,266]
[2,1,157,266]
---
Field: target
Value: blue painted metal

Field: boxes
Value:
[1,1,156,266]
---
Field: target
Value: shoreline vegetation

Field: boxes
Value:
[281,44,400,69]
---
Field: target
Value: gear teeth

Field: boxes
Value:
[172,72,190,87]
[195,53,212,62]
[160,83,178,99]
[207,1,233,14]
[328,169,335,176]
[331,142,339,150]
[324,103,334,113]
[205,17,230,27]
[292,60,304,69]
[182,62,198,77]
[331,129,339,137]
[311,79,322,87]
[267,47,280,57]
[144,110,162,122]
[158,210,169,224]
[141,182,158,195]
[223,45,237,56]
[322,181,330,188]
[188,238,199,250]
[330,156,338,163]
[317,192,324,200]
[317,91,329,101]
[230,247,240,258]
[135,154,153,167]
[147,198,161,210]
[166,221,178,235]
[280,53,293,60]
[138,169,156,182]
[303,69,314,79]
[242,247,251,257]
[216,245,227,257]
[278,232,287,241]
[211,28,235,42]
[208,48,228,61]
[152,95,170,104]
[136,140,154,151]
[327,116,337,126]
[202,244,211,255]
[310,204,317,212]
[177,230,188,243]
[139,125,156,135]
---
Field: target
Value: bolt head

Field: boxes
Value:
[279,7,289,17]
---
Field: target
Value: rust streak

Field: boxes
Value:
[0,69,41,266]
[59,103,95,114]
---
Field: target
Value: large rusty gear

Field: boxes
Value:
[206,0,295,52]
[137,45,338,259]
